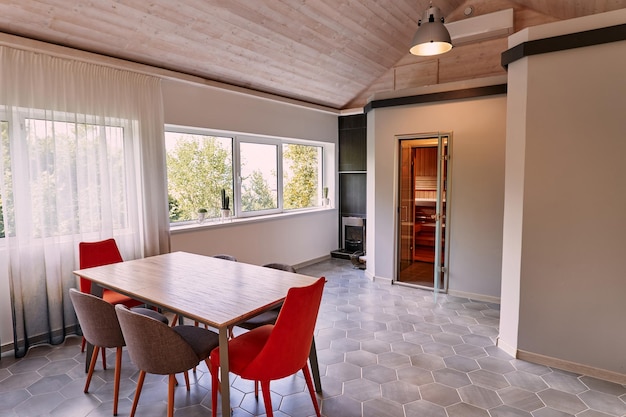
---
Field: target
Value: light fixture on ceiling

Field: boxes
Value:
[409,3,453,56]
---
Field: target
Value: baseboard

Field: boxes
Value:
[517,349,626,385]
[447,289,501,304]
[372,275,392,284]
[1,341,14,356]
[295,254,331,270]
[495,337,517,358]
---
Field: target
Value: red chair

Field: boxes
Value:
[210,277,325,417]
[78,238,145,367]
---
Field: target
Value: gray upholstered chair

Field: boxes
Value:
[115,305,220,417]
[236,263,296,332]
[212,254,237,261]
[69,288,168,416]
[262,262,297,273]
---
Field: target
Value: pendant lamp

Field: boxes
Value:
[409,5,452,56]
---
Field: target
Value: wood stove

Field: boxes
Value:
[342,216,365,253]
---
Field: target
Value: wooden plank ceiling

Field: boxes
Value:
[0,0,624,110]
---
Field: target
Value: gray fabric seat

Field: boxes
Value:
[115,304,219,417]
[69,288,168,416]
[236,263,296,330]
[261,263,296,273]
[131,307,169,324]
[173,325,220,359]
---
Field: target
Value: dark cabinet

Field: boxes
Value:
[339,114,367,172]
[338,114,366,249]
[338,114,366,218]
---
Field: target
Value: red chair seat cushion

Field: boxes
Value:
[102,289,143,307]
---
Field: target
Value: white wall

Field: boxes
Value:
[498,59,528,356]
[161,79,338,143]
[161,78,339,266]
[500,10,626,379]
[170,210,336,266]
[367,94,507,299]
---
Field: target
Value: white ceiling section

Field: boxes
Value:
[0,1,625,110]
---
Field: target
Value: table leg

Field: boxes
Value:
[309,337,322,393]
[218,327,231,417]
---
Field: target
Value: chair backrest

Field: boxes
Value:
[69,288,125,348]
[78,238,124,293]
[263,263,297,273]
[241,277,325,380]
[213,254,237,261]
[115,305,200,375]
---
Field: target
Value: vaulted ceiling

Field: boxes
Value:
[0,1,624,110]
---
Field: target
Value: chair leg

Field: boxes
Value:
[84,345,99,393]
[168,374,176,417]
[113,347,122,416]
[101,347,107,370]
[302,364,321,417]
[130,370,146,417]
[183,370,190,391]
[171,314,179,327]
[204,357,213,377]
[205,358,221,394]
[260,380,274,417]
[254,380,259,398]
[81,336,86,352]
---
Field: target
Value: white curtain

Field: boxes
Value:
[0,46,170,356]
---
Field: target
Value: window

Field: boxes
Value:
[26,118,129,236]
[165,131,233,222]
[0,113,131,239]
[239,141,278,214]
[166,127,327,225]
[282,143,322,210]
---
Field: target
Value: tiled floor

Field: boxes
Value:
[1,258,625,417]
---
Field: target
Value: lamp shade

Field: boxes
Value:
[409,6,452,56]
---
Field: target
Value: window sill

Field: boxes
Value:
[169,206,335,235]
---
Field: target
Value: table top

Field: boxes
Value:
[73,251,319,329]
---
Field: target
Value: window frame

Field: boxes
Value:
[165,125,331,227]
[236,135,282,218]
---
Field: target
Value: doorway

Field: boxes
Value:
[396,133,451,292]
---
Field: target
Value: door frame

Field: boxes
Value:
[393,132,452,294]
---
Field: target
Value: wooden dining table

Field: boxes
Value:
[73,251,322,417]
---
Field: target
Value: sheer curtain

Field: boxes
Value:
[0,46,170,357]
